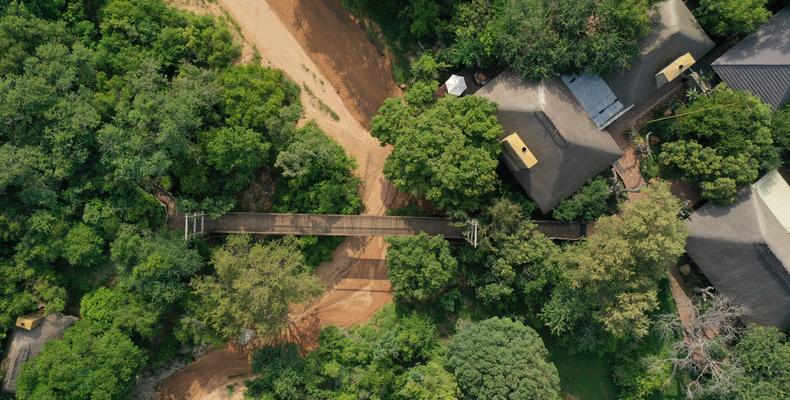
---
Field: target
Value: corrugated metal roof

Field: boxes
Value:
[561,74,627,128]
[712,7,790,108]
[713,65,790,108]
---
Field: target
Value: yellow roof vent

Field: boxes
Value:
[15,311,45,331]
[655,52,696,89]
[502,133,538,170]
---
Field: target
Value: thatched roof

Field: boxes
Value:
[604,0,715,107]
[1,313,78,392]
[476,70,623,213]
[686,171,790,329]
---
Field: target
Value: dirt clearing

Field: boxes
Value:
[266,0,400,126]
[156,0,405,398]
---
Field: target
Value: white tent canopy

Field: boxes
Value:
[445,74,467,96]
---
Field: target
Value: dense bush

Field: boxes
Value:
[446,317,561,400]
[696,0,772,39]
[552,177,615,222]
[657,86,779,204]
[245,306,453,399]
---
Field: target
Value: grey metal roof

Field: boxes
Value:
[475,70,623,213]
[604,0,715,107]
[561,74,628,129]
[712,7,790,108]
[686,171,790,329]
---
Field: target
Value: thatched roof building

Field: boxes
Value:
[604,0,715,108]
[476,70,623,213]
[1,313,78,392]
[686,171,790,329]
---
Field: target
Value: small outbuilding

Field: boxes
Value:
[476,70,623,213]
[686,170,790,329]
[1,313,79,392]
[712,7,790,109]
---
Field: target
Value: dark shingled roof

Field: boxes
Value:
[712,7,790,108]
[686,171,790,329]
[605,0,715,107]
[475,70,623,213]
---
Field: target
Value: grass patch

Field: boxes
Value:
[541,331,618,400]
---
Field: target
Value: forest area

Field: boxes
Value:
[1,0,790,400]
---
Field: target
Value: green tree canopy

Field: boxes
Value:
[274,123,362,215]
[375,93,503,215]
[467,198,558,309]
[775,105,790,165]
[730,325,790,399]
[217,63,301,136]
[446,317,561,400]
[178,235,323,345]
[540,181,687,349]
[396,361,461,400]
[386,233,457,302]
[657,86,779,204]
[15,321,146,400]
[80,287,159,339]
[696,0,771,40]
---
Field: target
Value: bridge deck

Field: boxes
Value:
[171,213,587,240]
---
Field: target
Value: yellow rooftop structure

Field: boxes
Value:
[655,52,696,89]
[15,311,45,331]
[502,133,538,170]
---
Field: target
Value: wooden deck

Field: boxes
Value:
[171,213,588,241]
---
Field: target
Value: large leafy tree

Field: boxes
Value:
[386,233,457,302]
[540,181,687,348]
[15,321,146,400]
[446,317,561,400]
[375,92,503,215]
[274,123,362,215]
[217,63,301,137]
[461,198,557,310]
[696,0,771,40]
[178,235,323,345]
[657,86,779,204]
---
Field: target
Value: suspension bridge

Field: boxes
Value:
[170,212,590,246]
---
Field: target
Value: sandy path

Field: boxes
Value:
[156,1,403,398]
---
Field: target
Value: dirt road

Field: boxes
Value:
[156,0,403,398]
